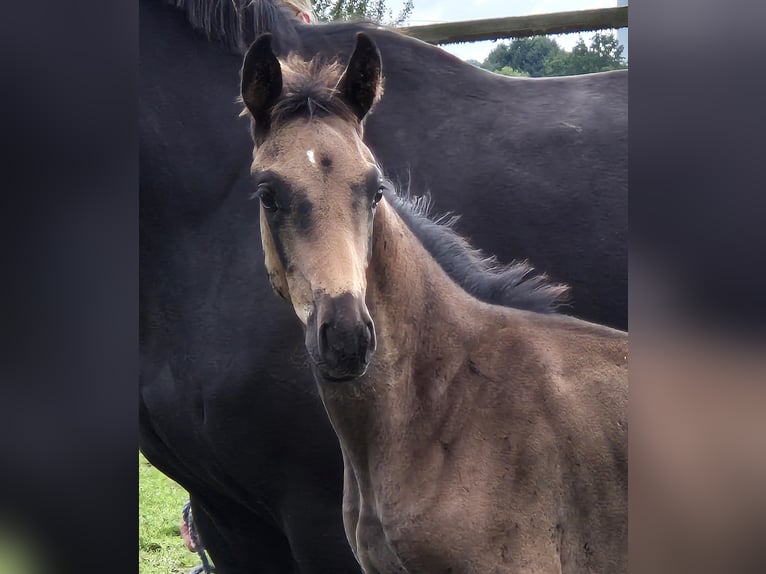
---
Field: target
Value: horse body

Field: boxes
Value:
[140,3,358,572]
[141,0,627,570]
[261,11,628,330]
[324,201,628,574]
[241,33,627,573]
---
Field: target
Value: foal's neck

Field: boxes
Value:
[319,199,489,472]
[365,199,481,368]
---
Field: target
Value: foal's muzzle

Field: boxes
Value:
[306,293,376,382]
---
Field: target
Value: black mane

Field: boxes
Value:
[168,0,376,56]
[167,0,254,53]
[385,187,570,314]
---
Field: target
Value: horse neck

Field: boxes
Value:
[317,198,489,477]
[365,199,479,359]
[320,201,483,424]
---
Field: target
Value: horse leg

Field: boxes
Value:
[278,483,364,574]
[191,495,295,574]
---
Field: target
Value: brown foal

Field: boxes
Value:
[240,32,628,574]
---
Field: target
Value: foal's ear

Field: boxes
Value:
[241,34,283,132]
[338,33,383,122]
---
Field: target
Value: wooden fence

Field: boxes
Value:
[399,6,628,45]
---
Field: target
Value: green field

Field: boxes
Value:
[139,452,201,574]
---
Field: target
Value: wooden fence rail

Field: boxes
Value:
[399,6,628,45]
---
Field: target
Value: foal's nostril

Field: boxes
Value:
[318,321,330,356]
[311,295,376,379]
[364,320,376,355]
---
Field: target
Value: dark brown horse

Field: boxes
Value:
[241,33,628,573]
[141,2,627,569]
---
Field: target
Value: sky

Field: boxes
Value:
[392,0,628,63]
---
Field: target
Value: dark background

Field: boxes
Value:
[0,0,764,572]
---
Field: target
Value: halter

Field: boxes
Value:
[181,500,215,574]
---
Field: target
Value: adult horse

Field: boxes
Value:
[240,32,628,573]
[140,1,627,572]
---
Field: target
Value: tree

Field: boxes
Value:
[496,66,529,78]
[313,0,414,25]
[481,43,513,73]
[470,53,527,77]
[481,36,562,77]
[544,32,627,76]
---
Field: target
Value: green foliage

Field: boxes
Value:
[482,36,562,77]
[482,43,512,73]
[496,66,529,77]
[139,452,199,574]
[314,0,414,25]
[544,33,627,76]
[481,32,627,77]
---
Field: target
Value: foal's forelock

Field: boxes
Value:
[238,57,355,123]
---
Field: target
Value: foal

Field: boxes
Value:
[241,33,628,574]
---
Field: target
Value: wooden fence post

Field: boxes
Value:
[398,6,628,45]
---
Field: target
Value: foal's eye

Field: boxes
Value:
[373,186,384,207]
[257,185,278,212]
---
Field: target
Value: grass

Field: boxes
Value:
[139,452,200,574]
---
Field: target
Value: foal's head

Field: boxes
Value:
[241,33,384,382]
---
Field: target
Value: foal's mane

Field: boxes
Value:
[274,58,358,127]
[238,55,361,130]
[386,188,569,314]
